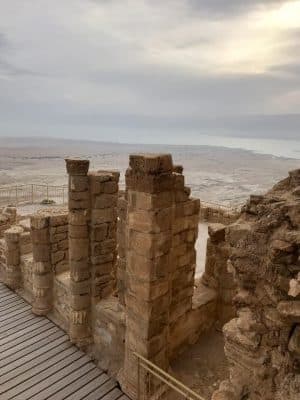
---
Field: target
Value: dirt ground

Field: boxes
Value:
[170,329,229,399]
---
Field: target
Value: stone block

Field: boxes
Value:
[127,252,170,281]
[126,169,174,194]
[102,181,118,194]
[69,238,89,260]
[129,153,173,175]
[91,209,117,224]
[129,230,172,259]
[32,244,51,262]
[208,223,226,243]
[69,210,88,226]
[91,252,115,265]
[31,216,49,229]
[70,260,90,281]
[70,175,89,192]
[128,208,172,233]
[65,158,90,176]
[49,214,68,227]
[92,194,118,209]
[127,278,169,301]
[90,224,108,241]
[128,190,173,210]
[91,239,116,256]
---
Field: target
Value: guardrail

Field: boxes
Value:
[134,352,205,400]
[0,184,68,206]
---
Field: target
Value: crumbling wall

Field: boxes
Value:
[0,206,17,237]
[201,223,237,326]
[200,203,239,225]
[213,169,300,400]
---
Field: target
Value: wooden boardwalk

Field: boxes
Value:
[0,283,129,400]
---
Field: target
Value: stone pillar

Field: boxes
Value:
[31,215,52,315]
[89,171,119,300]
[122,154,174,399]
[66,158,91,344]
[170,168,199,330]
[4,226,23,289]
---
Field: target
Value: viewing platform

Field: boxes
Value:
[0,282,129,400]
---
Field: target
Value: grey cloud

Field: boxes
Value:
[186,0,287,17]
[0,0,299,143]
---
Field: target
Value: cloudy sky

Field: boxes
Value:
[0,0,300,143]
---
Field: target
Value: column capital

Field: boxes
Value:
[65,158,90,176]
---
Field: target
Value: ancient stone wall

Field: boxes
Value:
[0,153,242,400]
[201,223,237,326]
[199,203,239,225]
[0,206,17,237]
[213,169,300,400]
[120,154,215,398]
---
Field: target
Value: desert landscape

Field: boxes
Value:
[0,137,298,206]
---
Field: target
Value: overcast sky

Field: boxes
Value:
[0,0,300,143]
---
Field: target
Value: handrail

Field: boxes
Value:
[134,352,206,400]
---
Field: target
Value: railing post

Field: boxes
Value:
[46,184,49,201]
[31,184,34,204]
[137,356,140,400]
[15,186,18,206]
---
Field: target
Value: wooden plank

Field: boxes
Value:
[0,313,42,336]
[12,356,95,400]
[0,321,53,353]
[0,335,70,379]
[0,299,25,312]
[0,346,77,393]
[100,388,124,400]
[0,304,30,321]
[0,309,32,327]
[3,351,86,399]
[0,291,18,300]
[63,373,111,400]
[0,329,64,368]
[0,304,31,319]
[0,296,27,307]
[0,324,59,361]
[28,362,97,400]
[79,379,118,400]
[0,284,128,400]
[0,294,21,306]
[0,318,49,345]
[47,368,104,400]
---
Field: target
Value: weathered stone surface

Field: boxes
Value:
[65,158,90,175]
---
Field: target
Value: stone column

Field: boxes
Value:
[31,215,52,315]
[170,168,199,330]
[89,171,119,300]
[66,158,91,345]
[4,226,23,289]
[121,154,174,399]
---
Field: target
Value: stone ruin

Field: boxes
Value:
[0,152,299,400]
[212,168,300,400]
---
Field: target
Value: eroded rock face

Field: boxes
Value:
[213,169,300,400]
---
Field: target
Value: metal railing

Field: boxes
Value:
[134,352,205,400]
[0,184,68,206]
